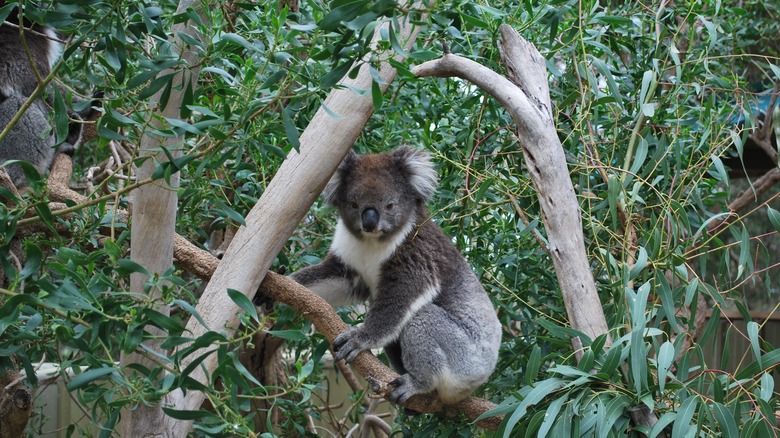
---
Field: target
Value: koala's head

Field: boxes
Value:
[324,147,438,240]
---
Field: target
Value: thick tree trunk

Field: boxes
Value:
[160,3,430,436]
[120,1,207,436]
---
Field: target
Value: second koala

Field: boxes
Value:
[0,4,99,188]
[290,146,502,405]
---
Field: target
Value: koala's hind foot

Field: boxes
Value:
[387,373,431,405]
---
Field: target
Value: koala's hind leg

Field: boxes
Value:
[0,96,56,187]
[388,305,487,405]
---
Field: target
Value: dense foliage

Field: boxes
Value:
[1,0,779,436]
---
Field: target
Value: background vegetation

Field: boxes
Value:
[1,0,779,436]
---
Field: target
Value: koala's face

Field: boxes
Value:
[331,153,421,241]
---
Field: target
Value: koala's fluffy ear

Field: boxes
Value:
[393,146,438,203]
[323,150,356,206]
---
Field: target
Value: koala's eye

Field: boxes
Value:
[351,202,358,209]
[386,203,394,210]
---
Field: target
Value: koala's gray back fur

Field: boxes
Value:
[0,7,87,187]
[290,147,502,405]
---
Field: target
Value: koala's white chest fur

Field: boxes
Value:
[331,219,414,299]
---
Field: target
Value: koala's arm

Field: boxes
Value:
[289,254,369,307]
[333,267,438,363]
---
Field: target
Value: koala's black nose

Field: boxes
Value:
[361,208,379,231]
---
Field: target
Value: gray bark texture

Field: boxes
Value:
[412,25,611,345]
[121,0,207,436]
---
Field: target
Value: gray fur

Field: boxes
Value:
[291,146,502,405]
[0,7,93,187]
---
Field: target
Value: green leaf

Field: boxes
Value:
[538,393,567,438]
[116,259,150,277]
[649,411,677,438]
[698,15,718,50]
[266,330,307,341]
[227,288,259,322]
[629,137,649,176]
[600,342,625,376]
[230,351,263,386]
[52,87,70,145]
[736,225,750,280]
[320,60,353,89]
[161,407,216,420]
[767,207,780,234]
[708,154,729,185]
[710,402,738,437]
[501,378,565,436]
[20,242,43,280]
[174,299,210,330]
[219,33,254,51]
[759,372,773,401]
[371,80,383,110]
[638,70,656,116]
[144,309,184,333]
[139,73,175,99]
[656,341,674,392]
[655,272,680,332]
[671,397,697,438]
[282,107,300,151]
[628,246,647,279]
[525,344,541,385]
[260,70,287,90]
[180,76,194,118]
[602,395,631,432]
[589,56,623,108]
[387,24,409,58]
[67,367,117,390]
[747,321,762,368]
[320,0,367,30]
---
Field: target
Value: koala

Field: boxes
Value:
[0,4,99,188]
[290,146,502,405]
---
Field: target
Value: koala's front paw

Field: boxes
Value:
[333,329,368,363]
[387,374,421,405]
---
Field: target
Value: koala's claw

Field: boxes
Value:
[387,374,419,405]
[333,330,365,363]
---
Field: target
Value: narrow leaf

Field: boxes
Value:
[589,56,623,108]
[227,288,259,323]
[747,321,762,368]
[371,80,383,110]
[502,378,565,437]
[538,394,567,438]
[710,402,738,437]
[526,345,542,385]
[759,372,773,401]
[671,397,697,438]
[67,367,117,390]
[656,341,674,392]
[282,107,300,151]
[767,207,780,233]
